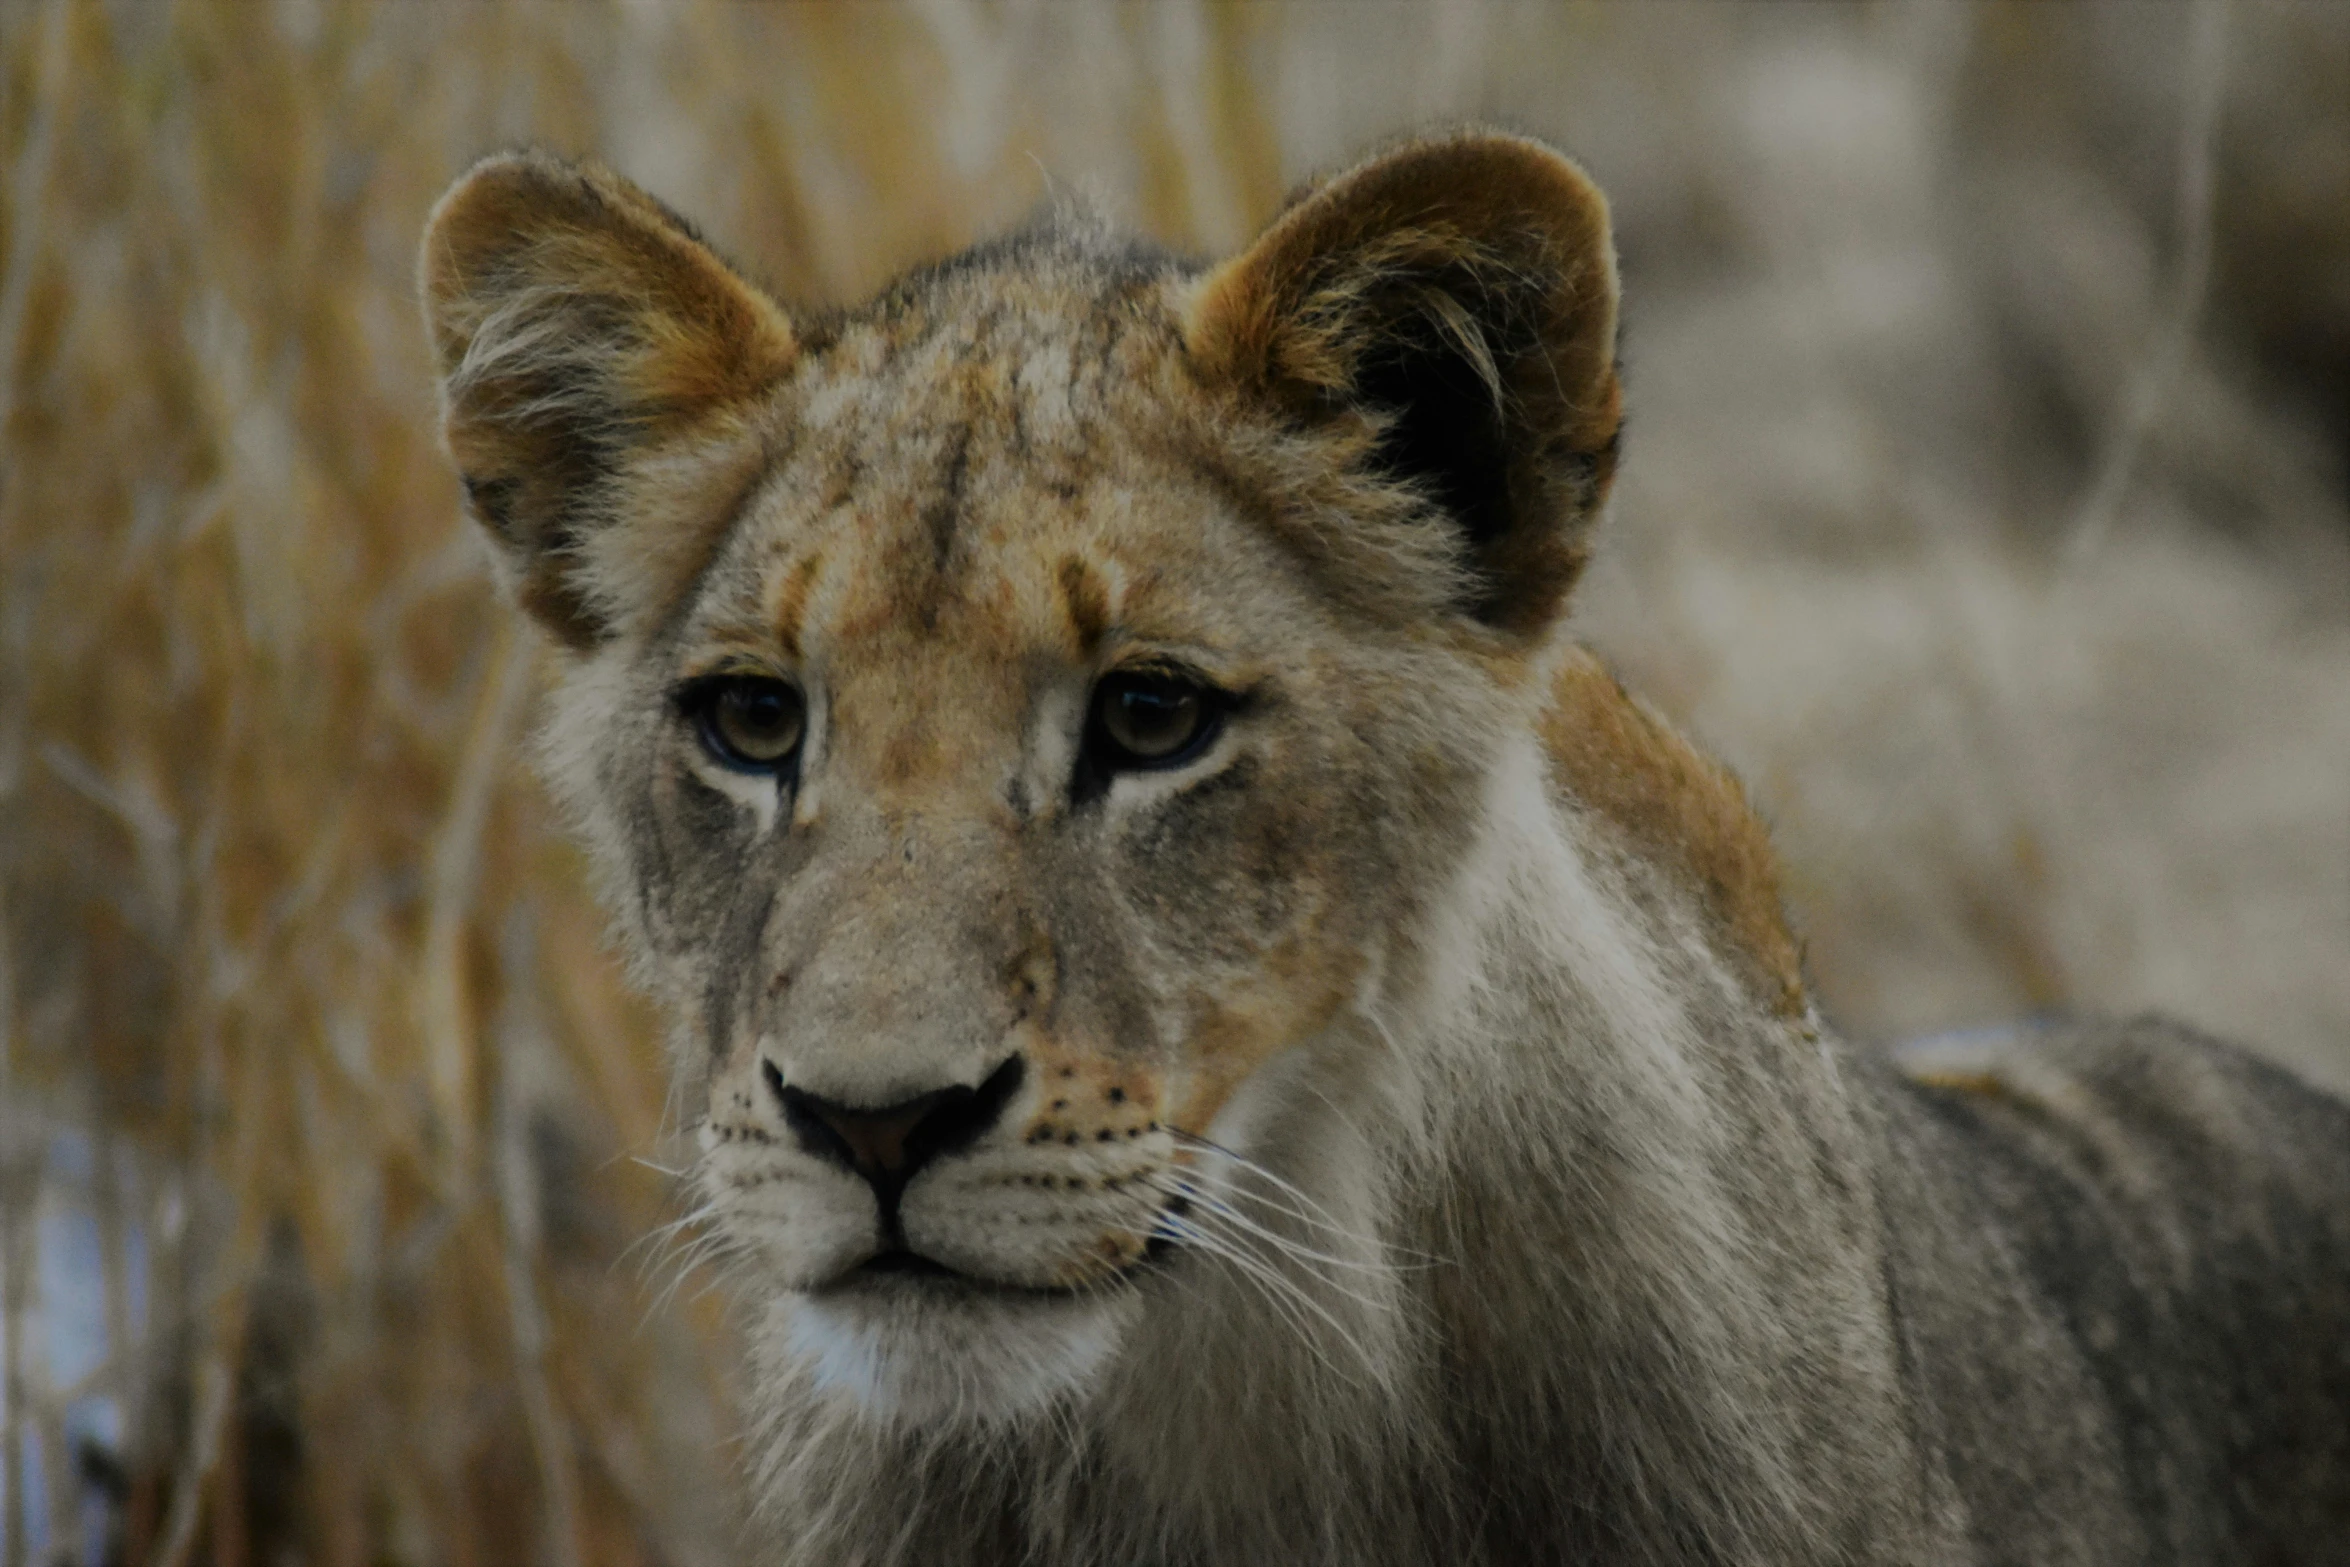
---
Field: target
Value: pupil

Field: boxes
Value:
[733,689,782,731]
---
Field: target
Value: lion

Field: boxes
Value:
[418,131,2350,1565]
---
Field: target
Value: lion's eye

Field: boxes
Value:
[687,676,805,773]
[1088,670,1222,771]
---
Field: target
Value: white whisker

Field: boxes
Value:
[1153,1175,1403,1279]
[1139,1172,1395,1380]
[1148,1211,1376,1388]
[1167,1129,1441,1264]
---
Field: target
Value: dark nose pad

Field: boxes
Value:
[765,1055,1026,1206]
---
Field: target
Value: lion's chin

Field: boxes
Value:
[778,1267,1139,1428]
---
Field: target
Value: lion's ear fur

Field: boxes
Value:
[1185,131,1622,639]
[419,152,797,647]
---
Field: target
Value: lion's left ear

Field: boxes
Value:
[1185,131,1621,639]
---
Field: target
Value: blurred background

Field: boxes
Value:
[1,1,2343,1562]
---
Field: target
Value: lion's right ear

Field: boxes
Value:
[1184,132,1619,642]
[419,153,796,647]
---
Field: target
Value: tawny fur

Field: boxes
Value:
[421,130,2350,1566]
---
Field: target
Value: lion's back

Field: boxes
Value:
[1878,1016,2350,1564]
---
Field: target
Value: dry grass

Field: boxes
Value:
[1,2,2342,1562]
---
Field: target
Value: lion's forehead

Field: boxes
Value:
[676,317,1307,727]
[801,268,1192,453]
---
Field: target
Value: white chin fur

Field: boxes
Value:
[779,1283,1134,1429]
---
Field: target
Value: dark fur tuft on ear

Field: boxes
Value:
[1185,130,1622,639]
[419,152,797,646]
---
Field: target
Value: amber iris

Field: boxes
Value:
[1091,670,1219,768]
[693,677,805,771]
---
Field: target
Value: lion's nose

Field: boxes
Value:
[766,1054,1025,1192]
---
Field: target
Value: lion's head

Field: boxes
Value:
[421,132,1620,1426]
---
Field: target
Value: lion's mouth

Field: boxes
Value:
[817,1232,1177,1298]
[846,1248,962,1283]
[804,1248,977,1297]
[817,1247,1083,1299]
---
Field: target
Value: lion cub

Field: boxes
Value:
[420,131,2350,1566]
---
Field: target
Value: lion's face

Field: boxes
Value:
[555,279,1494,1414]
[423,137,1619,1422]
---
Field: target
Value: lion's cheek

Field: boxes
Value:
[1165,931,1367,1138]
